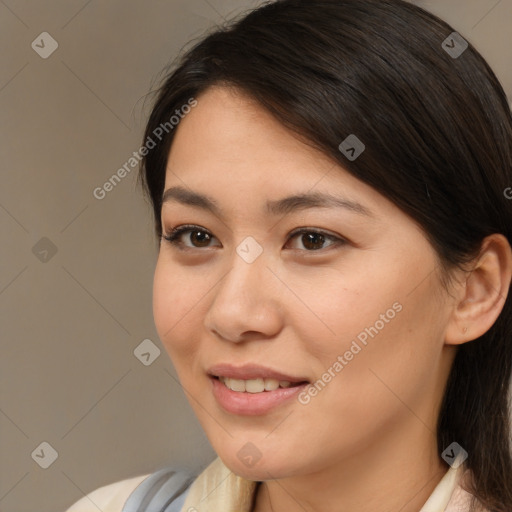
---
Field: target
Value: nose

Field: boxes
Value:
[203,245,284,343]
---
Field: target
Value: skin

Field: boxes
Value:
[152,85,512,512]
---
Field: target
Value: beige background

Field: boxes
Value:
[0,1,510,511]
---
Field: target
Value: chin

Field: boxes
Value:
[225,460,281,481]
[218,449,295,481]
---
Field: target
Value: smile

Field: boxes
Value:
[210,375,309,415]
[217,376,302,393]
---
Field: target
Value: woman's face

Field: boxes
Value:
[153,85,456,480]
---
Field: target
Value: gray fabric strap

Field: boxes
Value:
[121,467,195,512]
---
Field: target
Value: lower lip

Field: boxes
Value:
[210,376,308,415]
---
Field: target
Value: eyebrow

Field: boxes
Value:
[161,185,374,219]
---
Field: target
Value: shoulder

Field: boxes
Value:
[64,473,151,512]
[65,467,197,512]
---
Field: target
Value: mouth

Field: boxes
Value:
[206,363,310,414]
[210,375,309,393]
[208,373,310,415]
[207,363,310,393]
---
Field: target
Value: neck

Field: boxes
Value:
[252,420,447,512]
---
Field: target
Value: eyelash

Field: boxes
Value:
[161,224,347,253]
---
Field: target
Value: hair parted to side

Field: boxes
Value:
[137,1,512,510]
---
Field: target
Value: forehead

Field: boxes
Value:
[163,85,399,224]
[167,85,330,174]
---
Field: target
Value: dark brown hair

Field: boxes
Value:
[138,1,512,510]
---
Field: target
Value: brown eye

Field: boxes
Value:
[162,225,346,253]
[287,229,345,251]
[162,225,219,249]
[297,232,327,250]
[188,230,212,247]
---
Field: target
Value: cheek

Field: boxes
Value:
[312,275,446,428]
[152,257,206,362]
[287,261,401,361]
[297,254,444,401]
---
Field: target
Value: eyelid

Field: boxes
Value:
[161,224,347,252]
[162,224,219,250]
[285,228,347,253]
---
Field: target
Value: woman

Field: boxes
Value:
[65,0,512,511]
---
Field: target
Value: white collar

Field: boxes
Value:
[181,456,477,512]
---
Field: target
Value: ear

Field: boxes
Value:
[444,234,512,345]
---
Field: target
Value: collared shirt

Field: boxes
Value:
[65,456,485,512]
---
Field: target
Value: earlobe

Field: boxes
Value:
[444,234,512,346]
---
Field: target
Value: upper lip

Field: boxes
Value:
[207,363,309,383]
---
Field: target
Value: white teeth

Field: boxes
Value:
[228,378,246,392]
[264,378,280,391]
[245,379,265,393]
[219,377,297,393]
